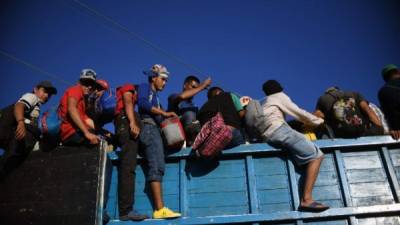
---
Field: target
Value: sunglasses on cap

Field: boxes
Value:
[80,79,96,87]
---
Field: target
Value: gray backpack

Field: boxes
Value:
[244,99,268,142]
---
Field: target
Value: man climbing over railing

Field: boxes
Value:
[314,86,383,138]
[191,87,246,159]
[167,75,211,146]
[260,80,329,212]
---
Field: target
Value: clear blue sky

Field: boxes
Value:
[1,0,399,114]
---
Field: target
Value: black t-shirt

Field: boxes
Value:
[378,80,400,130]
[167,93,198,115]
[198,92,242,129]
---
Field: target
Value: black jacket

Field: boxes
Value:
[378,80,400,130]
[198,92,242,129]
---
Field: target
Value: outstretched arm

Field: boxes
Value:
[174,78,211,102]
[280,95,324,126]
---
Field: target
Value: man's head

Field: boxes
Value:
[262,80,283,96]
[325,86,340,94]
[207,86,224,99]
[382,64,400,82]
[144,64,169,91]
[79,68,97,95]
[34,80,57,103]
[183,75,200,91]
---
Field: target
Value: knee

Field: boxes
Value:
[146,164,165,182]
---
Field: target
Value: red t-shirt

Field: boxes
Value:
[115,84,137,115]
[58,84,90,141]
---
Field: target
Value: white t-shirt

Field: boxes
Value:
[262,92,324,137]
[17,93,41,124]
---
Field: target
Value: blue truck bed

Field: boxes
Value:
[106,136,400,225]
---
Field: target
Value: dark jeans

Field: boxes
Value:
[114,115,139,216]
[0,125,37,181]
[225,128,245,149]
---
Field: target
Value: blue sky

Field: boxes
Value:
[1,0,399,114]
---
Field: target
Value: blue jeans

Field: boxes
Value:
[139,123,165,182]
[265,123,323,166]
[225,128,245,149]
[181,111,197,127]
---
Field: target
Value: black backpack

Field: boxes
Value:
[327,91,366,138]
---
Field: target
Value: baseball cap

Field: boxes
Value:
[36,80,57,95]
[143,64,169,78]
[381,64,398,81]
[80,68,97,81]
[325,86,339,93]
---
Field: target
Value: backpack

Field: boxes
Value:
[160,117,186,149]
[328,91,366,137]
[97,88,117,117]
[244,99,268,142]
[192,112,233,159]
[40,106,61,137]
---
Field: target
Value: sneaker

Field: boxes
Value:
[153,207,181,219]
[119,210,149,221]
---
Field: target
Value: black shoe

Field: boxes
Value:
[103,211,110,224]
[119,210,149,221]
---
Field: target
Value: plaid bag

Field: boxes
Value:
[192,112,232,159]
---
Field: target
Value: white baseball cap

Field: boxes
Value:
[143,64,169,78]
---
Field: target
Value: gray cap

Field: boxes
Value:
[36,80,57,95]
[80,68,97,81]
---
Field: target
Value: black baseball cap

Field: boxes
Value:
[36,80,57,95]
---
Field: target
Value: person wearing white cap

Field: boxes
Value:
[137,64,181,219]
[58,69,100,146]
[0,80,57,180]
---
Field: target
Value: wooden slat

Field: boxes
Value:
[246,156,260,214]
[180,159,188,216]
[342,154,382,170]
[382,147,400,202]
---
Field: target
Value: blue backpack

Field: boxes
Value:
[40,106,61,137]
[96,88,117,123]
